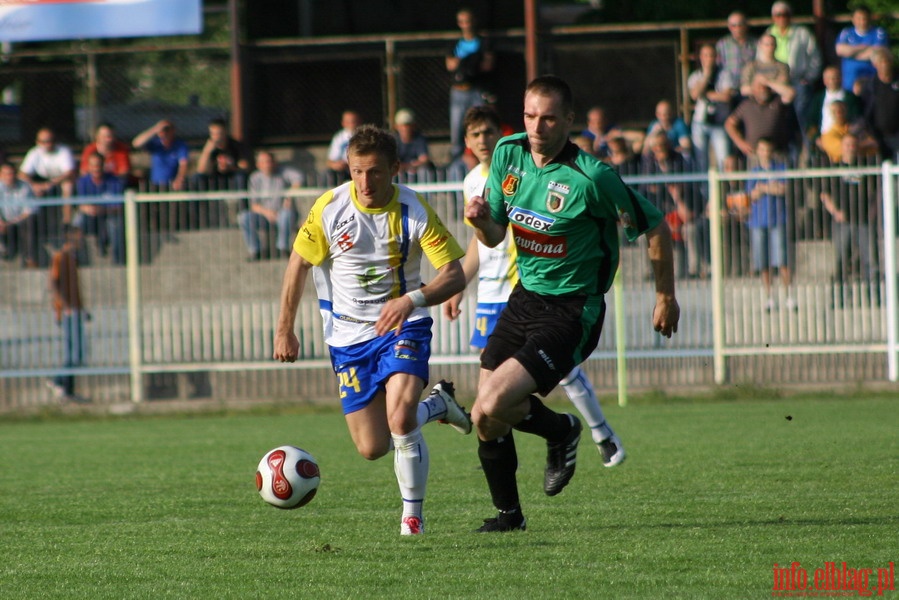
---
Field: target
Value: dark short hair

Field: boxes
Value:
[463,105,502,133]
[525,75,574,115]
[347,124,398,165]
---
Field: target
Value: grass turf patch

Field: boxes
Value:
[1,393,896,599]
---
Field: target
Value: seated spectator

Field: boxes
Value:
[79,123,131,183]
[73,152,126,265]
[642,99,691,159]
[580,105,623,158]
[740,33,791,97]
[196,118,249,189]
[393,109,434,179]
[815,101,878,163]
[325,110,361,184]
[725,73,798,160]
[0,162,39,268]
[746,137,794,311]
[835,6,889,94]
[604,136,641,176]
[18,127,77,223]
[862,47,899,160]
[805,66,861,143]
[238,150,302,261]
[819,134,880,293]
[688,43,736,171]
[132,119,190,191]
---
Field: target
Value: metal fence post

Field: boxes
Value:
[883,161,897,382]
[708,165,726,384]
[124,190,144,402]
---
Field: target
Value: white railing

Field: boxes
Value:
[1,163,896,406]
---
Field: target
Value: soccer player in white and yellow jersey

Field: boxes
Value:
[274,125,470,536]
[445,105,627,470]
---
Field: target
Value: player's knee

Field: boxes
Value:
[355,439,389,461]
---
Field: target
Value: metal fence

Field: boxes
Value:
[1,161,897,411]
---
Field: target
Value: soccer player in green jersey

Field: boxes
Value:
[465,75,680,532]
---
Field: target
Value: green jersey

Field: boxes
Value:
[485,132,663,296]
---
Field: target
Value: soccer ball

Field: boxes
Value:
[255,445,320,509]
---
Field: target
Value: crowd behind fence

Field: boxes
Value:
[1,158,897,410]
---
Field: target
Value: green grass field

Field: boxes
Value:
[1,392,897,599]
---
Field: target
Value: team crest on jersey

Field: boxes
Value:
[336,231,353,252]
[546,192,565,213]
[502,173,520,196]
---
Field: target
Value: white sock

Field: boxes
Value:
[392,429,428,518]
[417,390,446,425]
[560,366,609,443]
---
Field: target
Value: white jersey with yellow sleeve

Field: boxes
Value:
[295,181,464,348]
[463,163,518,303]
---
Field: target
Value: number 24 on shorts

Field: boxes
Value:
[338,368,361,398]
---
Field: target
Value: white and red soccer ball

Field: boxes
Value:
[256,446,320,509]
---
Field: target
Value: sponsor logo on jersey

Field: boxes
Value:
[508,206,555,231]
[334,213,355,232]
[511,224,567,258]
[546,192,565,213]
[547,181,569,194]
[356,267,387,293]
[502,173,520,196]
[301,226,314,241]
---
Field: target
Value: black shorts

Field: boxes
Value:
[481,285,605,396]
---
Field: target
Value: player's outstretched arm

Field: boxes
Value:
[274,251,313,362]
[645,221,680,338]
[465,195,506,248]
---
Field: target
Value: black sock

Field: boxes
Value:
[513,395,570,441]
[477,433,520,512]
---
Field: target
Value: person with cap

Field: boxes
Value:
[393,108,434,178]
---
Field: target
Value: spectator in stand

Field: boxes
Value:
[79,123,131,184]
[326,110,361,184]
[642,99,692,160]
[641,133,704,278]
[717,11,757,91]
[0,162,39,268]
[766,1,822,134]
[815,100,878,163]
[132,119,190,191]
[740,33,791,98]
[688,43,736,171]
[580,106,623,158]
[604,136,641,176]
[73,152,126,265]
[835,6,889,94]
[446,7,495,166]
[196,118,249,189]
[721,154,751,276]
[746,137,794,312]
[726,73,797,160]
[806,66,862,144]
[47,224,90,404]
[18,127,77,223]
[819,134,880,301]
[238,150,302,261]
[393,109,433,179]
[863,47,899,160]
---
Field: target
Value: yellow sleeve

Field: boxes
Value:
[419,197,465,270]
[293,191,333,266]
